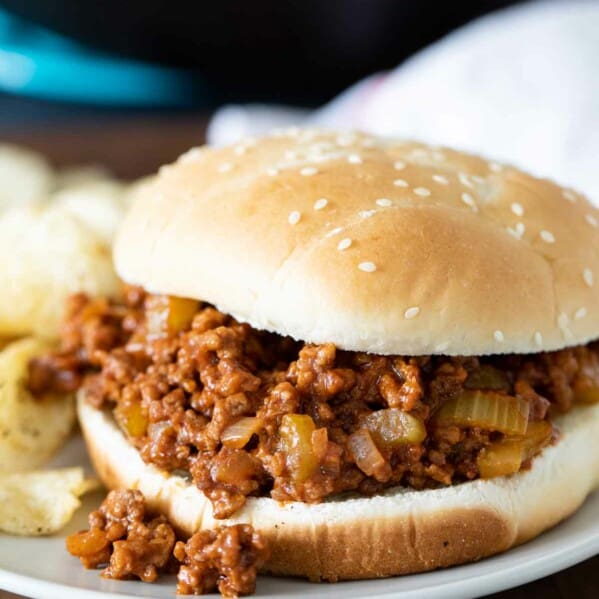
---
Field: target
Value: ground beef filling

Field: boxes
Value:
[31,288,599,519]
[66,489,267,597]
[66,489,176,582]
[175,525,270,597]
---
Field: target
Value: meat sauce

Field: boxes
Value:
[32,287,599,519]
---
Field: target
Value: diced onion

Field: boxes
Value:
[361,409,426,447]
[221,417,263,449]
[117,401,148,438]
[574,383,599,404]
[433,390,529,435]
[211,449,258,484]
[464,365,510,391]
[65,527,110,557]
[279,414,318,483]
[520,420,553,453]
[477,441,524,478]
[477,419,553,479]
[347,429,389,480]
[146,295,199,338]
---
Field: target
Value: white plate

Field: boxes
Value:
[0,434,597,599]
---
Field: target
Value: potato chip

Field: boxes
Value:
[0,468,98,535]
[0,144,54,209]
[0,338,76,473]
[0,204,121,338]
[53,179,127,244]
[0,145,129,337]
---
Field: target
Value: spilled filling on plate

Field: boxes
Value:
[66,488,268,596]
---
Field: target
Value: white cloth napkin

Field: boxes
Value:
[207,0,599,203]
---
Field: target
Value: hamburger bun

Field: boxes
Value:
[79,394,599,581]
[114,130,599,356]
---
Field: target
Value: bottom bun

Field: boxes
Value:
[78,394,599,581]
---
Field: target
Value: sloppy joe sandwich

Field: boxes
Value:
[31,129,599,581]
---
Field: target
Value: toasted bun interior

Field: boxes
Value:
[114,131,599,356]
[78,394,599,581]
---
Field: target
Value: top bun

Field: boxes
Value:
[114,129,598,356]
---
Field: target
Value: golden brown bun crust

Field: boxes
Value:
[114,130,599,356]
[78,395,599,581]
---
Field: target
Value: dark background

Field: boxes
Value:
[0,0,522,126]
[0,0,521,102]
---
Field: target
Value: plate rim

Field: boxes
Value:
[0,511,597,599]
[1,435,597,599]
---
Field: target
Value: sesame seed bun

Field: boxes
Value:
[77,394,599,581]
[114,129,598,355]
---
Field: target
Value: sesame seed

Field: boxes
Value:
[432,151,445,162]
[472,175,485,184]
[459,173,474,188]
[393,178,409,188]
[359,209,377,218]
[432,174,449,185]
[583,268,594,287]
[404,306,420,319]
[218,162,233,173]
[586,214,598,227]
[558,313,569,329]
[309,142,332,154]
[358,261,377,273]
[266,167,279,176]
[461,192,477,211]
[540,230,555,244]
[435,341,450,353]
[494,330,504,343]
[361,138,375,147]
[411,148,428,159]
[337,238,352,251]
[506,227,522,240]
[310,153,331,164]
[326,226,344,237]
[300,166,318,176]
[234,145,246,156]
[489,162,503,173]
[506,223,525,239]
[414,187,431,197]
[575,307,587,320]
[314,198,328,210]
[347,153,362,164]
[285,150,298,160]
[376,198,393,207]
[394,160,406,171]
[534,331,543,347]
[288,211,301,225]
[511,202,524,216]
[336,134,353,147]
[562,190,577,202]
